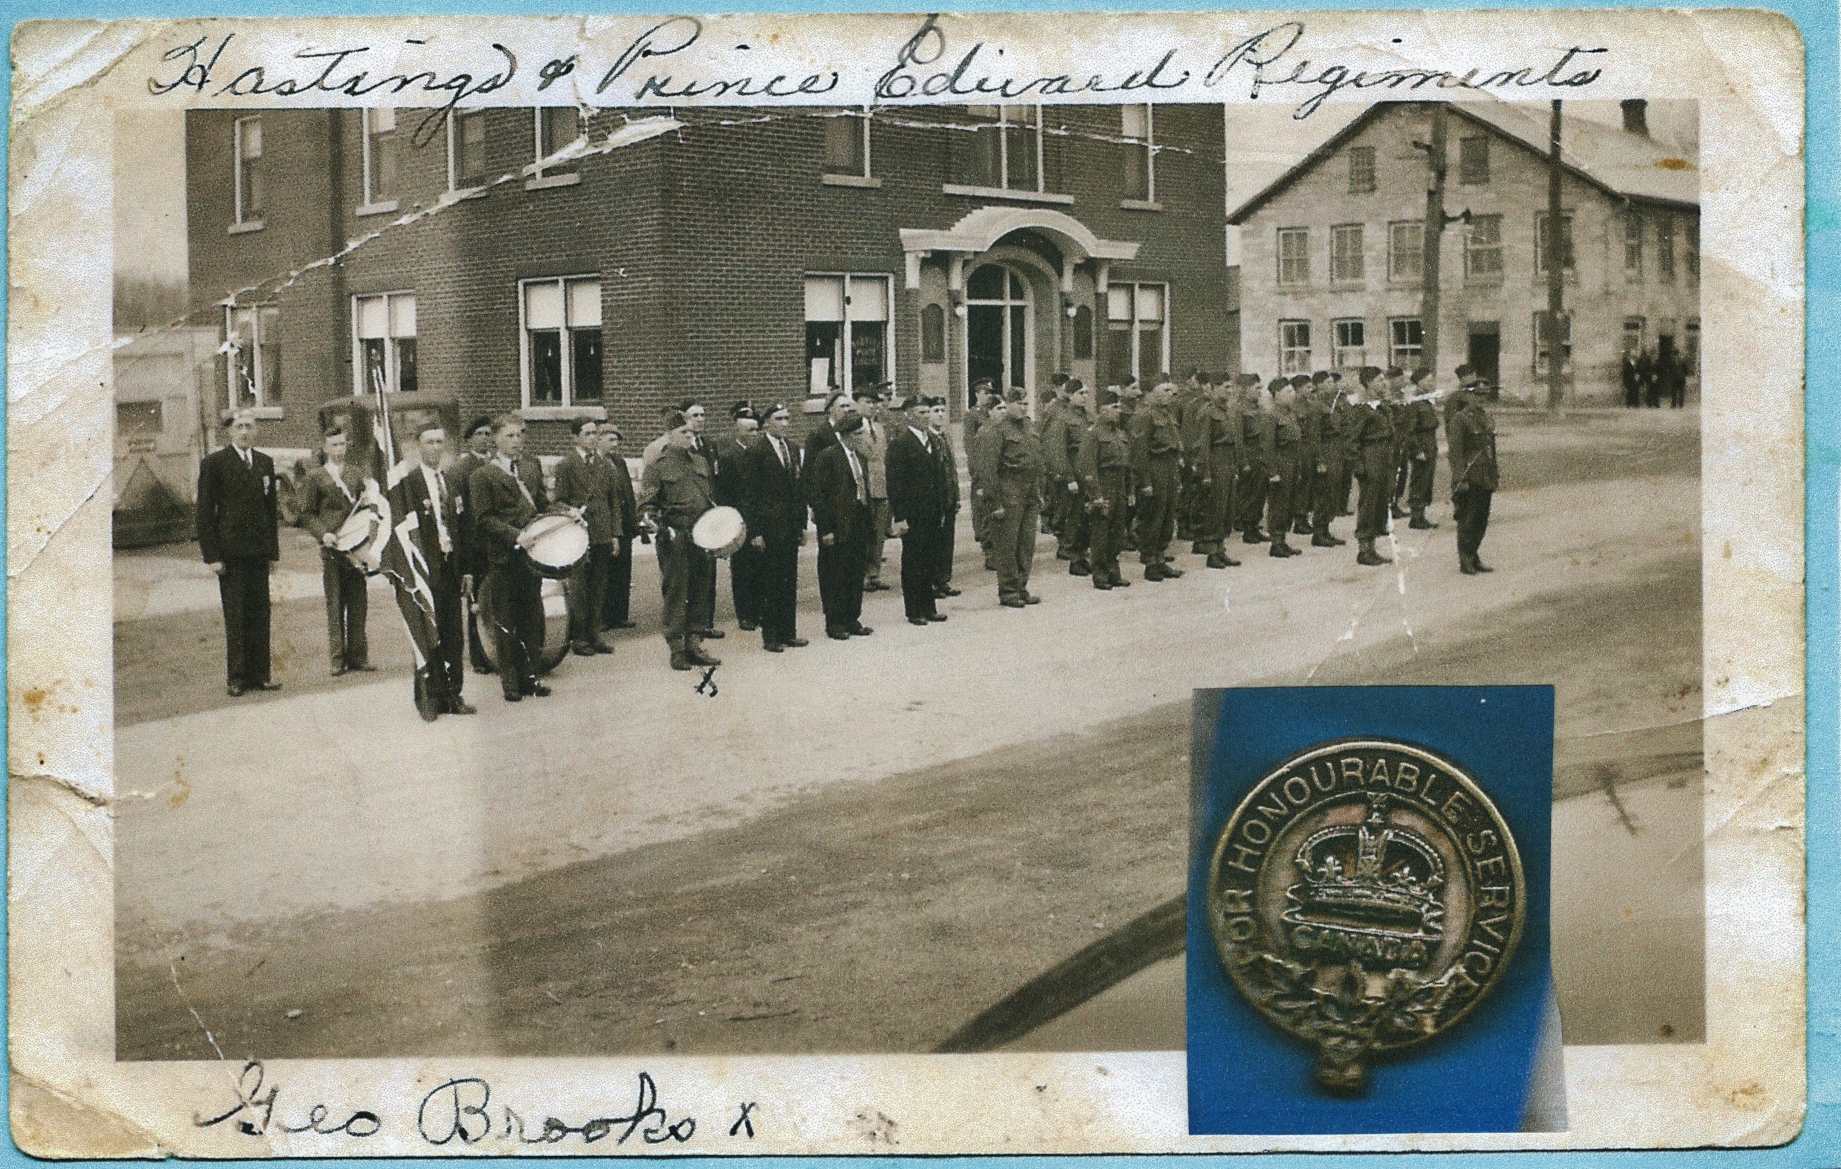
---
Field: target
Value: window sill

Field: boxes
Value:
[1328,280,1368,290]
[520,404,606,422]
[356,200,400,218]
[227,220,265,235]
[822,173,883,189]
[941,183,1074,206]
[1119,198,1162,212]
[438,186,489,206]
[525,172,581,191]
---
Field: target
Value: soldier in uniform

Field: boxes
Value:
[196,408,283,697]
[1385,369,1414,520]
[1447,367,1499,574]
[1197,375,1247,569]
[597,425,640,632]
[298,426,376,676]
[1044,378,1093,576]
[1347,368,1397,566]
[1289,373,1321,539]
[469,415,552,700]
[1115,380,1144,552]
[716,401,764,631]
[1237,378,1272,545]
[1177,370,1210,546]
[451,416,499,673]
[963,379,998,568]
[926,396,963,599]
[1264,379,1303,558]
[1128,379,1185,581]
[1077,387,1134,589]
[1404,369,1442,530]
[1308,373,1349,547]
[972,387,1046,607]
[1039,373,1071,542]
[809,415,876,639]
[639,410,722,670]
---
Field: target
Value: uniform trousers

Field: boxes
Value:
[758,537,800,645]
[817,532,867,631]
[1200,461,1238,552]
[1086,481,1130,582]
[320,550,370,668]
[1313,456,1343,536]
[970,487,992,550]
[602,535,634,628]
[987,478,1040,600]
[482,558,543,698]
[1058,484,1089,562]
[1407,451,1437,510]
[1454,489,1493,558]
[1353,445,1396,541]
[730,541,764,626]
[899,524,942,619]
[218,556,273,689]
[1266,447,1301,535]
[934,511,958,592]
[657,525,716,651]
[1236,465,1268,535]
[1134,458,1179,565]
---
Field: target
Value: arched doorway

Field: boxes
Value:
[963,262,1031,410]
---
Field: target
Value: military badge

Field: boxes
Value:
[1206,738,1524,1093]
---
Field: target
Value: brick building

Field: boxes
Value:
[1229,100,1698,402]
[186,102,1231,456]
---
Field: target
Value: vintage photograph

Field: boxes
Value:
[110,91,1704,1063]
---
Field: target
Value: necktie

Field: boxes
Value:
[846,449,865,504]
[432,470,452,552]
[772,437,786,468]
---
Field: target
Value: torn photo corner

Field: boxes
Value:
[8,7,1805,1157]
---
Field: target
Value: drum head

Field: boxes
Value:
[524,513,590,576]
[692,506,747,557]
[333,508,380,552]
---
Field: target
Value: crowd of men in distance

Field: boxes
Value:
[1619,347,1692,409]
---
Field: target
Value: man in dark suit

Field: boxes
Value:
[1620,351,1641,408]
[803,390,855,469]
[716,401,765,632]
[468,415,551,702]
[597,425,639,631]
[926,396,963,599]
[297,427,376,676]
[738,402,809,652]
[196,409,281,696]
[552,417,618,657]
[451,415,498,675]
[885,396,948,626]
[389,424,475,719]
[808,415,875,640]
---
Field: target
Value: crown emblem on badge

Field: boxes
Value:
[1283,793,1445,955]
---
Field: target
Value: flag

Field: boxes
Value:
[367,370,442,677]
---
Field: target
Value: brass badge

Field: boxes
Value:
[1206,739,1524,1093]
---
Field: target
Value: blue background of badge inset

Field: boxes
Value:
[1187,685,1555,1135]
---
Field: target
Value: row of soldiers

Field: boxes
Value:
[962,363,1499,588]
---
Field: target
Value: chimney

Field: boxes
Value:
[1621,99,1650,138]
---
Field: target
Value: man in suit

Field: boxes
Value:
[738,402,809,652]
[926,396,963,599]
[855,387,893,593]
[451,415,498,675]
[716,401,765,632]
[468,415,551,701]
[196,408,282,697]
[597,425,640,632]
[297,427,376,676]
[973,387,1047,605]
[808,415,875,640]
[639,410,722,670]
[803,390,855,467]
[1620,351,1641,408]
[552,417,618,657]
[886,396,949,626]
[388,424,475,720]
[1448,366,1500,574]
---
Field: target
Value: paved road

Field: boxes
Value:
[114,408,1702,1059]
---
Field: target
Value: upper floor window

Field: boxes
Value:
[1623,211,1644,278]
[362,108,398,208]
[959,105,1042,192]
[522,277,603,406]
[448,110,489,191]
[1347,145,1376,193]
[1389,317,1424,370]
[532,107,582,183]
[233,117,263,225]
[1121,104,1155,201]
[1330,224,1365,282]
[1389,220,1424,283]
[1535,213,1575,276]
[1465,214,1503,280]
[225,304,280,409]
[353,293,417,395]
[1459,136,1490,185]
[1277,227,1310,285]
[824,110,871,178]
[1656,214,1676,283]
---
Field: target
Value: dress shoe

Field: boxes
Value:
[503,690,525,701]
[1093,578,1113,590]
[473,664,498,675]
[1023,592,1041,605]
[738,620,759,632]
[591,641,616,654]
[909,616,929,626]
[865,581,890,592]
[782,638,809,648]
[1161,564,1185,578]
[1056,548,1074,561]
[763,641,785,652]
[1391,504,1409,519]
[940,586,961,597]
[417,696,441,723]
[1409,513,1438,529]
[572,643,598,657]
[688,646,721,667]
[699,628,725,640]
[1206,553,1230,569]
[614,620,638,629]
[330,665,348,677]
[525,683,552,697]
[1000,597,1026,608]
[1191,541,1208,554]
[251,681,282,691]
[447,701,478,715]
[927,613,947,622]
[848,623,874,636]
[1110,575,1131,588]
[226,684,246,697]
[1070,560,1091,577]
[1144,564,1166,582]
[827,628,852,640]
[1459,556,1478,576]
[1472,556,1494,573]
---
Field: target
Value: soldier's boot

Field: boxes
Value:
[1144,563,1166,582]
[1471,552,1494,573]
[687,638,722,667]
[1390,501,1409,519]
[1206,552,1230,569]
[1161,560,1186,578]
[1110,573,1131,587]
[1242,528,1268,544]
[1459,551,1479,575]
[1356,539,1391,567]
[1093,575,1113,590]
[1409,506,1438,530]
[670,647,694,671]
[1070,558,1091,576]
[1292,519,1312,536]
[1270,535,1299,558]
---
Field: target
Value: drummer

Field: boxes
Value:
[468,414,552,701]
[298,427,377,677]
[638,409,721,672]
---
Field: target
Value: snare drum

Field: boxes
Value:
[691,505,748,559]
[520,513,590,578]
[333,506,388,573]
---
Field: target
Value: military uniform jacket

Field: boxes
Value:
[552,448,622,544]
[298,460,370,545]
[1273,405,1302,450]
[961,407,990,469]
[1179,393,1210,463]
[738,433,806,546]
[712,433,757,510]
[1407,399,1441,461]
[1243,409,1277,475]
[1201,402,1243,484]
[638,444,716,532]
[469,457,549,567]
[1043,409,1088,485]
[1077,422,1131,505]
[1349,403,1395,449]
[196,444,280,563]
[1446,398,1500,493]
[1296,396,1329,470]
[1127,406,1182,477]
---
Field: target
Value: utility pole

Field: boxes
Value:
[1546,99,1566,411]
[1419,104,1448,380]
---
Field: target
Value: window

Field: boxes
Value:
[1277,227,1309,285]
[353,293,417,396]
[1459,136,1490,184]
[1389,317,1424,370]
[1622,317,1646,357]
[532,107,582,180]
[1278,320,1312,375]
[448,110,488,191]
[1348,145,1376,193]
[1686,218,1699,280]
[1107,283,1169,385]
[233,117,263,225]
[1390,220,1424,283]
[1623,212,1643,278]
[520,278,602,407]
[959,104,1042,192]
[1331,224,1365,282]
[1684,319,1700,374]
[805,274,891,397]
[1073,304,1094,360]
[921,303,946,364]
[362,108,398,208]
[1121,104,1154,201]
[1533,310,1572,374]
[1332,319,1366,369]
[824,110,870,177]
[1457,214,1503,282]
[225,304,281,409]
[1536,214,1575,275]
[1656,214,1675,283]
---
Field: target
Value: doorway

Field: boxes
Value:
[964,263,1031,411]
[1466,322,1501,389]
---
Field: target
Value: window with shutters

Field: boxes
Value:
[352,293,417,396]
[519,278,602,407]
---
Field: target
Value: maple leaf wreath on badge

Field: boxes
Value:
[1207,739,1524,1093]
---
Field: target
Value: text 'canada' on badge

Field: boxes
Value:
[1206,738,1524,1094]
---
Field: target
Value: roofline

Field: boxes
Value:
[1226,100,1698,226]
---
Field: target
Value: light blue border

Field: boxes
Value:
[3,0,1831,1163]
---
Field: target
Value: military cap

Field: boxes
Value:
[764,401,791,418]
[1311,370,1332,384]
[1454,364,1477,380]
[1384,367,1405,380]
[1050,371,1070,387]
[1358,366,1383,385]
[1409,368,1431,384]
[463,414,496,441]
[1235,372,1263,388]
[661,409,688,431]
[888,394,916,411]
[923,395,947,408]
[1266,377,1290,394]
[730,400,757,421]
[1065,377,1086,393]
[1095,386,1121,407]
[1289,374,1312,390]
[1003,386,1028,403]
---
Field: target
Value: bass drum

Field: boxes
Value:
[474,577,571,675]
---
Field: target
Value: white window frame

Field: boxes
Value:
[1121,104,1156,203]
[232,116,263,227]
[1330,223,1365,283]
[823,110,873,179]
[1623,211,1644,279]
[1464,214,1503,281]
[1656,213,1676,284]
[351,291,417,396]
[1277,227,1310,286]
[360,108,398,213]
[805,272,896,398]
[1279,319,1312,375]
[1389,220,1424,283]
[1105,281,1170,385]
[446,109,490,196]
[1331,318,1366,370]
[224,303,280,410]
[1347,145,1376,193]
[965,104,1045,193]
[518,276,604,409]
[529,107,584,189]
[1389,316,1425,370]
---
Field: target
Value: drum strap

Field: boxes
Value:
[327,464,358,507]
